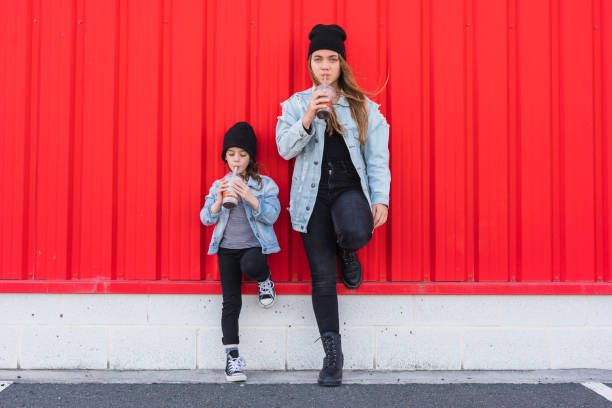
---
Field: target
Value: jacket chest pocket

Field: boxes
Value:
[342,124,360,151]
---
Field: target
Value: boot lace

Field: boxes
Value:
[341,250,356,265]
[321,336,338,367]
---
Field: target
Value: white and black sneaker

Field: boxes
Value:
[257,277,276,308]
[225,350,247,382]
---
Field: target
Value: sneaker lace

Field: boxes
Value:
[227,356,247,374]
[258,279,274,296]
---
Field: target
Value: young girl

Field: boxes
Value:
[200,121,281,382]
[276,24,390,386]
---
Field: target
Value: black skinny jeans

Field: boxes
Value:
[300,160,374,335]
[218,247,270,345]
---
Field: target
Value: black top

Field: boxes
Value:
[322,129,352,163]
[319,129,361,192]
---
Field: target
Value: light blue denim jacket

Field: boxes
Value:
[276,87,391,233]
[200,175,281,255]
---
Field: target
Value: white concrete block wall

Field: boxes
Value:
[110,327,197,369]
[463,329,550,370]
[549,328,612,369]
[376,328,462,370]
[0,293,610,370]
[0,328,18,369]
[20,327,107,369]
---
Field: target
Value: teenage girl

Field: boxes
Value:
[276,24,390,386]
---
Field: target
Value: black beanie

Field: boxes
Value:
[308,24,347,60]
[222,122,257,161]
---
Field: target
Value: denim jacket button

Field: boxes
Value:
[314,161,318,165]
[311,183,315,188]
[306,206,310,211]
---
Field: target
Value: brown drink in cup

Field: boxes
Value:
[315,75,336,119]
[222,167,239,209]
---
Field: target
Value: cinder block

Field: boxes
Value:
[239,295,316,327]
[463,328,549,369]
[287,327,322,369]
[376,327,462,370]
[236,327,286,370]
[0,328,18,368]
[61,294,148,325]
[0,294,62,324]
[20,327,107,369]
[198,327,225,370]
[414,296,499,326]
[587,296,612,326]
[550,328,612,369]
[498,296,587,326]
[339,296,413,326]
[110,327,197,369]
[149,295,222,326]
[340,327,374,369]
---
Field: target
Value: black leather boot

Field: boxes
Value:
[318,331,344,386]
[338,247,363,289]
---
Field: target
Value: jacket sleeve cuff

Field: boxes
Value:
[201,205,220,224]
[293,119,314,139]
[370,194,389,208]
[251,200,264,218]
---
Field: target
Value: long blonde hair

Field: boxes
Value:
[308,55,386,145]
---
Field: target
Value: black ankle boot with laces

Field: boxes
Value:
[318,331,344,386]
[338,247,363,289]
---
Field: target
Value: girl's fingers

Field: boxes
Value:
[372,207,380,227]
[372,205,388,229]
[379,213,387,228]
[232,179,246,190]
[231,181,250,199]
[313,90,328,98]
[374,213,382,229]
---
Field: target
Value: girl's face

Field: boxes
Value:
[225,147,250,176]
[310,50,341,86]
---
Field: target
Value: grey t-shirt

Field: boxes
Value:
[219,199,261,249]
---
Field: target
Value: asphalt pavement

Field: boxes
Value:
[0,370,611,408]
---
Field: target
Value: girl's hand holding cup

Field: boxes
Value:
[211,178,230,214]
[216,178,230,205]
[302,88,331,130]
[232,178,260,212]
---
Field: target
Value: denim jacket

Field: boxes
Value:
[200,175,281,255]
[276,87,391,233]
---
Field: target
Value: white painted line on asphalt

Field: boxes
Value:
[0,381,12,393]
[582,382,612,402]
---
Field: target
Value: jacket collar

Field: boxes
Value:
[246,175,262,189]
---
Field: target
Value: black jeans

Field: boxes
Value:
[301,160,374,335]
[218,247,270,345]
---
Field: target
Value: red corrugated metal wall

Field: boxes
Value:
[1,0,611,292]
